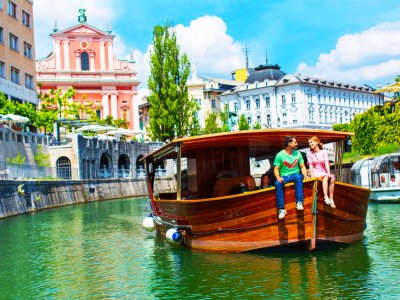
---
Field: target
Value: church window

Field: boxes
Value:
[81,52,89,70]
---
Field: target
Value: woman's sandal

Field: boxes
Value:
[330,199,336,208]
[324,196,332,205]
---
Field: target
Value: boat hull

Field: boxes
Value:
[370,187,400,203]
[151,179,370,252]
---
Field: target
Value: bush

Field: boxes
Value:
[376,143,400,155]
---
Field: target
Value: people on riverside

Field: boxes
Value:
[307,136,336,208]
[216,160,238,179]
[274,136,309,220]
[238,175,258,193]
[389,174,399,187]
[259,173,272,189]
[380,175,388,187]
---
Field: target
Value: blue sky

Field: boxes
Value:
[34,0,400,92]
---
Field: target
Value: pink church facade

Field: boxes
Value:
[36,9,140,130]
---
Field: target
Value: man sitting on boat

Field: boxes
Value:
[273,136,309,220]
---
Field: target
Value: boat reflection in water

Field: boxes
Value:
[352,153,400,203]
[149,235,373,299]
[142,129,370,252]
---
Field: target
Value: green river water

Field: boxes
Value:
[0,197,399,299]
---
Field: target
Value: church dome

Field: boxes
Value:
[245,64,286,83]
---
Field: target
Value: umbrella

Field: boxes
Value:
[76,124,116,132]
[106,128,148,136]
[3,114,29,124]
[0,114,11,124]
[96,134,117,141]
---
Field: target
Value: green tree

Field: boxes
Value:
[350,102,400,154]
[219,104,231,132]
[238,114,250,130]
[147,22,199,141]
[332,123,353,132]
[36,87,76,133]
[7,151,26,166]
[203,113,222,134]
[34,145,50,167]
[0,92,37,128]
[252,122,261,129]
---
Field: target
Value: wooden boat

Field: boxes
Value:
[351,153,400,203]
[142,129,370,252]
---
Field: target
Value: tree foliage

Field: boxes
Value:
[34,145,50,167]
[0,92,37,127]
[252,122,261,129]
[147,23,199,142]
[203,113,222,134]
[349,102,400,154]
[36,87,76,133]
[7,151,26,166]
[238,114,250,130]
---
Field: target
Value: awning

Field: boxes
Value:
[0,114,29,124]
[76,124,116,132]
[106,128,149,136]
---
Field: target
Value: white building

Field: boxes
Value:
[187,67,240,127]
[219,64,383,129]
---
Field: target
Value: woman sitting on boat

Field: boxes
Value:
[237,175,258,193]
[307,136,336,208]
[259,173,272,189]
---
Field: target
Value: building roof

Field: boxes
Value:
[245,64,286,83]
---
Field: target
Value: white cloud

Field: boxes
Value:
[297,22,400,85]
[129,47,152,91]
[175,16,245,76]
[136,16,245,90]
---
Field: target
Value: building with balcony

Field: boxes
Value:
[0,0,37,106]
[36,8,140,130]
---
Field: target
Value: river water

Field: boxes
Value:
[0,198,399,299]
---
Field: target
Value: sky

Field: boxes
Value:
[33,0,400,95]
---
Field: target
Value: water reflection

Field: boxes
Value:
[149,239,373,299]
[1,198,400,299]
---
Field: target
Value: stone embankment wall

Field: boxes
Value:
[0,178,175,219]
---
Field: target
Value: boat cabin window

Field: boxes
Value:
[369,154,400,188]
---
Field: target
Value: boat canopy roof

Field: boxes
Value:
[370,153,400,173]
[144,129,353,161]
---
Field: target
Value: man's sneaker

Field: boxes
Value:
[324,196,332,205]
[278,209,287,220]
[296,202,304,210]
